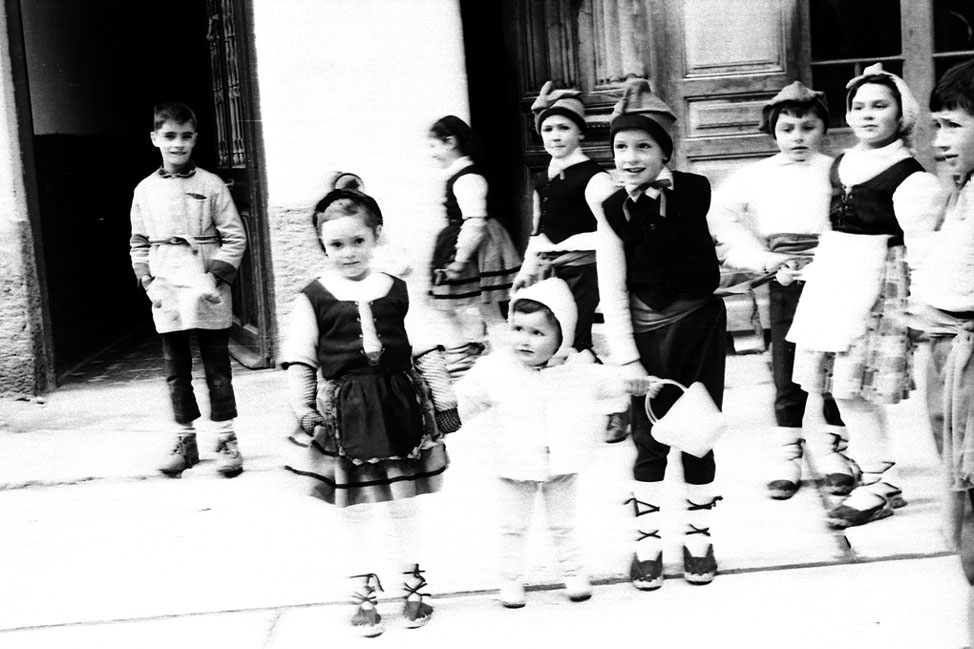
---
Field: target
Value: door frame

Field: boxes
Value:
[209,0,274,369]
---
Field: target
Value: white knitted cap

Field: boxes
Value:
[509,277,578,360]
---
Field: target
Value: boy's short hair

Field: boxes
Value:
[930,58,974,115]
[510,298,562,346]
[764,102,829,135]
[153,101,198,131]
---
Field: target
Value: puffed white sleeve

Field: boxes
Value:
[707,168,775,273]
[894,171,949,272]
[593,200,641,365]
[279,294,323,433]
[452,173,488,263]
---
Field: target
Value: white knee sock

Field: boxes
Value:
[684,483,721,557]
[629,481,664,561]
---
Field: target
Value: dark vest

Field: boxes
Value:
[301,276,412,378]
[533,159,605,244]
[829,155,924,246]
[444,165,483,225]
[601,171,719,311]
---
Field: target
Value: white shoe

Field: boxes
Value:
[564,574,592,602]
[499,579,526,608]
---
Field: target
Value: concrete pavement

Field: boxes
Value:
[0,342,967,648]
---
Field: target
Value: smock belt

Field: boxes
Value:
[149,234,222,252]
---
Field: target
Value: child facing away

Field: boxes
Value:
[455,277,658,607]
[708,81,854,500]
[427,115,522,376]
[594,78,726,589]
[280,187,460,637]
[909,57,974,648]
[786,63,944,529]
[513,80,632,444]
[129,101,247,479]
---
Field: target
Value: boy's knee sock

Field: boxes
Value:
[628,481,664,561]
[684,483,721,556]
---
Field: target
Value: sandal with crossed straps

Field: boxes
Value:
[683,496,722,585]
[402,564,434,628]
[350,573,384,637]
[625,494,664,591]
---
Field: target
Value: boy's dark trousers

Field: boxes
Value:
[769,280,843,427]
[630,298,726,484]
[160,328,237,424]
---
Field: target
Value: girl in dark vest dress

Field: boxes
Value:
[427,116,521,376]
[787,64,944,529]
[514,81,631,443]
[281,189,460,637]
[595,79,726,589]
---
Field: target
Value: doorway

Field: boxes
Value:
[13,0,271,381]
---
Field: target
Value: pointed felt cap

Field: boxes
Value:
[759,81,830,133]
[609,78,677,158]
[531,81,587,133]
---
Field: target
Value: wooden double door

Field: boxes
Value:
[203,0,272,368]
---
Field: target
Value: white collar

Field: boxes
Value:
[444,156,474,177]
[846,139,910,164]
[547,149,590,179]
[625,167,674,201]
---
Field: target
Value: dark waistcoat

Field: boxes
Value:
[601,171,719,311]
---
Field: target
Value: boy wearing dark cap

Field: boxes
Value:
[595,79,724,588]
[708,81,854,502]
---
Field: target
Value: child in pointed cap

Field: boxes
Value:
[595,78,726,588]
[455,277,660,608]
[516,81,629,442]
[786,62,945,529]
[708,80,856,503]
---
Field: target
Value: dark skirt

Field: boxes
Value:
[429,219,521,308]
[285,368,449,507]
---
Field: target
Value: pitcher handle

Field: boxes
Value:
[644,379,688,424]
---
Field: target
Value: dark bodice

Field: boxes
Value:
[829,155,924,246]
[443,165,483,225]
[533,159,606,244]
[301,275,412,379]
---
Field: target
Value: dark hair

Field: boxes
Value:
[311,189,383,253]
[847,74,902,116]
[930,58,974,115]
[153,101,198,130]
[429,115,485,165]
[510,298,562,346]
[766,102,829,134]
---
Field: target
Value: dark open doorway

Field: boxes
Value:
[14,0,268,382]
[458,0,528,250]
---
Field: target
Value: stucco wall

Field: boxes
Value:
[0,5,50,396]
[252,0,470,356]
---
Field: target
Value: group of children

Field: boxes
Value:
[128,58,974,641]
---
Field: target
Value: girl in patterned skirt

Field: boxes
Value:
[427,115,521,374]
[787,64,945,528]
[282,187,460,637]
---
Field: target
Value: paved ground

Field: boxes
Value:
[0,335,968,648]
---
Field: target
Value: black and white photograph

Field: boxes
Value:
[1,1,973,647]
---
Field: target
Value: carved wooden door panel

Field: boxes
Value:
[204,0,272,368]
[655,0,799,184]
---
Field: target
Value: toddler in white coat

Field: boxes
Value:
[456,277,658,607]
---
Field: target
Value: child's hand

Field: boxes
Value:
[775,260,802,286]
[201,273,222,303]
[626,375,664,398]
[443,260,467,280]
